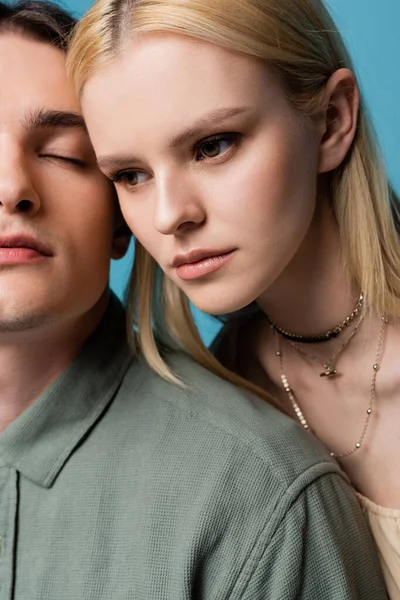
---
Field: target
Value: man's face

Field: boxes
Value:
[0,34,121,332]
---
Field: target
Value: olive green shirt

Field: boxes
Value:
[0,296,387,599]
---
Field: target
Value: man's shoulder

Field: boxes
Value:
[113,351,342,491]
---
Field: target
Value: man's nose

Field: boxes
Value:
[0,144,41,215]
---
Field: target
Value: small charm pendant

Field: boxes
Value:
[320,367,337,378]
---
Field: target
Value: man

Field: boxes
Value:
[0,2,388,598]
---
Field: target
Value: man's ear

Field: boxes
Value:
[111,215,132,260]
[317,68,359,174]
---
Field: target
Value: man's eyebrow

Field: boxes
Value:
[97,106,252,171]
[24,109,88,133]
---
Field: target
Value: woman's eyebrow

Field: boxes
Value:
[97,155,140,171]
[169,106,252,148]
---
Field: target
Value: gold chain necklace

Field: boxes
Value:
[287,312,365,378]
[276,315,387,459]
[265,292,364,343]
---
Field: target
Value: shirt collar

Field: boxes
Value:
[0,293,132,488]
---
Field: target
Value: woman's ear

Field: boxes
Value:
[317,68,359,174]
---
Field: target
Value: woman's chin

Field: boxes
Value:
[186,289,257,317]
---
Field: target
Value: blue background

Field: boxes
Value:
[64,0,399,341]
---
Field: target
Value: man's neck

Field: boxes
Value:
[0,293,109,433]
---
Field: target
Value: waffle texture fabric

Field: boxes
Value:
[0,295,387,599]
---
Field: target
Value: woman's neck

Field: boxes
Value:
[257,199,357,336]
[244,199,400,508]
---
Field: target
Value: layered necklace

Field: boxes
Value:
[288,311,365,378]
[265,294,388,459]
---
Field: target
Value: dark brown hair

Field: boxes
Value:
[0,1,76,51]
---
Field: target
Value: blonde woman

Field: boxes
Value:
[68,0,398,595]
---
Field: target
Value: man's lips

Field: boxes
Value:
[0,235,54,265]
[0,235,53,256]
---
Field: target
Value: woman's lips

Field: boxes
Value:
[174,249,236,280]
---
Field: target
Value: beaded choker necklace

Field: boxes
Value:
[265,292,364,344]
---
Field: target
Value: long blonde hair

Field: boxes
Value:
[67,0,400,399]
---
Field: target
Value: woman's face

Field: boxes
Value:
[82,34,323,315]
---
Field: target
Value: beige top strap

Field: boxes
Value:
[357,493,400,600]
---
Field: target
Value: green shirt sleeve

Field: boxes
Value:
[236,473,387,599]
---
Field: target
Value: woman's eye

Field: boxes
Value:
[111,170,148,188]
[195,134,237,161]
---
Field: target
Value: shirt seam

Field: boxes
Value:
[227,469,347,599]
